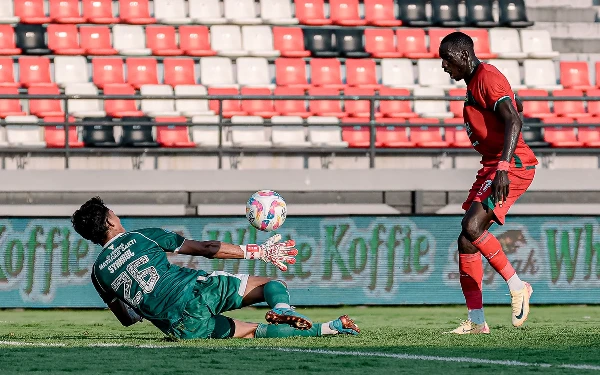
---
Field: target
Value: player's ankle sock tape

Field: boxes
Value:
[264,280,290,308]
[471,231,516,281]
[255,323,322,338]
[459,253,484,310]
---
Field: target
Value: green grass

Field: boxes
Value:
[0,306,599,374]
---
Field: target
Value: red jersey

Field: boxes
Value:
[464,63,538,168]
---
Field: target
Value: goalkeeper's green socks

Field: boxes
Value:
[263,280,291,309]
[255,323,328,338]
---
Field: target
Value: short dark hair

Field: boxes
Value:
[440,31,474,53]
[71,196,110,245]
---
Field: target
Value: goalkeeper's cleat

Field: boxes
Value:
[443,320,490,334]
[330,315,360,335]
[511,281,533,327]
[265,307,313,330]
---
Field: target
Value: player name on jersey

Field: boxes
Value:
[98,238,137,272]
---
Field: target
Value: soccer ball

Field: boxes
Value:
[246,190,287,232]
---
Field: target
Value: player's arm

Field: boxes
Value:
[494,98,523,206]
[91,269,143,327]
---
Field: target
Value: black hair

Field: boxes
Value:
[71,196,110,245]
[440,31,474,54]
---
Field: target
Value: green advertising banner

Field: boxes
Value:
[0,216,598,307]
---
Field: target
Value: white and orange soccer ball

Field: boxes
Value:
[246,190,287,232]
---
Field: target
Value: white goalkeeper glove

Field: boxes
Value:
[241,234,298,271]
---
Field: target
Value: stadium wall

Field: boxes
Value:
[0,215,598,308]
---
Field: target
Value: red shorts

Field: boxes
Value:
[462,166,535,225]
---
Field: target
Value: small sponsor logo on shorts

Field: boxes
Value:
[477,179,493,196]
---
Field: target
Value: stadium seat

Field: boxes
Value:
[523,60,563,91]
[260,0,298,25]
[237,57,273,88]
[18,57,54,88]
[381,59,418,89]
[521,123,548,148]
[14,24,50,55]
[240,87,278,118]
[28,86,64,118]
[103,83,144,117]
[188,0,226,25]
[112,25,151,55]
[178,26,217,57]
[397,0,431,27]
[191,117,230,148]
[344,88,380,118]
[81,120,118,148]
[445,126,472,148]
[488,29,527,59]
[242,26,280,57]
[335,29,369,58]
[47,24,85,55]
[126,58,158,89]
[364,0,401,26]
[295,0,330,25]
[174,85,214,117]
[80,26,117,55]
[395,29,435,59]
[310,58,344,89]
[521,30,559,59]
[330,0,366,26]
[304,28,337,57]
[43,116,84,148]
[486,59,526,90]
[65,83,106,118]
[465,0,498,27]
[517,89,554,119]
[460,29,497,59]
[272,27,310,57]
[155,117,196,148]
[230,116,271,147]
[0,25,21,55]
[432,0,465,27]
[378,87,418,119]
[417,59,453,89]
[211,25,248,57]
[153,0,192,24]
[0,58,17,88]
[271,125,311,147]
[341,125,380,148]
[271,115,303,124]
[560,62,594,91]
[273,87,310,118]
[586,89,600,117]
[49,0,85,23]
[409,122,449,147]
[552,89,591,119]
[92,58,124,89]
[308,87,345,118]
[82,0,118,24]
[275,58,310,89]
[14,0,51,23]
[0,0,19,23]
[376,126,414,147]
[224,0,262,25]
[0,87,25,117]
[364,29,403,58]
[542,124,582,147]
[208,87,247,117]
[163,58,197,87]
[146,26,183,56]
[6,123,45,147]
[306,117,348,147]
[118,0,155,24]
[413,87,453,119]
[140,84,180,117]
[200,57,237,88]
[345,59,380,89]
[54,56,89,87]
[448,88,466,118]
[428,29,455,59]
[498,0,533,28]
[120,116,158,147]
[577,124,600,147]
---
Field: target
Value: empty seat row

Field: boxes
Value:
[520,89,600,119]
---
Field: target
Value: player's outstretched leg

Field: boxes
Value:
[255,315,359,338]
[263,280,312,330]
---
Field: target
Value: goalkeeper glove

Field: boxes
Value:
[241,234,297,271]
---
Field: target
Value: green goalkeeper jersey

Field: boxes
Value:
[91,228,203,335]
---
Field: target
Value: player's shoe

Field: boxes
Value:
[443,320,490,334]
[511,281,533,327]
[330,315,360,335]
[265,307,312,330]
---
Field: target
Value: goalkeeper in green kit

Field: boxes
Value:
[72,197,359,340]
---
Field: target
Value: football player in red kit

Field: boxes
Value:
[439,32,537,334]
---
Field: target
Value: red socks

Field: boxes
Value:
[459,253,483,309]
[471,230,516,281]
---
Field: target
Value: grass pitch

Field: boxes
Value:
[0,306,599,374]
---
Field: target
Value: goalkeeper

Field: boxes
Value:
[72,197,359,340]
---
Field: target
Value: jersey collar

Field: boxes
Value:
[103,232,125,249]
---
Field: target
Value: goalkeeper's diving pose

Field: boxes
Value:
[72,197,360,339]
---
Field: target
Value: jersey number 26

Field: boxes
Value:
[110,255,160,306]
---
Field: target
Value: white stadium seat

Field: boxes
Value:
[54,56,89,88]
[270,115,304,124]
[242,26,280,57]
[210,25,248,57]
[6,118,45,147]
[140,85,181,117]
[381,59,418,89]
[306,116,348,147]
[189,0,227,24]
[520,30,560,59]
[199,57,238,88]
[230,116,271,147]
[191,115,231,147]
[0,0,19,23]
[260,0,298,25]
[486,59,527,90]
[417,59,454,89]
[175,85,215,117]
[489,29,527,59]
[65,83,106,118]
[236,57,274,88]
[153,0,192,24]
[224,0,262,25]
[272,126,311,147]
[413,87,453,119]
[0,126,7,147]
[112,25,151,56]
[523,60,563,91]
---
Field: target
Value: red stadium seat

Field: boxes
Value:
[146,26,183,56]
[43,117,84,148]
[80,26,117,55]
[341,125,380,148]
[103,83,144,117]
[92,58,124,89]
[459,29,497,59]
[586,89,600,117]
[50,0,86,23]
[330,0,367,26]
[155,117,195,147]
[28,86,65,118]
[272,27,311,58]
[409,120,449,147]
[428,29,455,58]
[378,87,418,119]
[82,0,118,23]
[345,59,380,89]
[542,123,582,147]
[118,0,156,24]
[295,0,331,25]
[449,88,466,118]
[207,88,247,118]
[517,89,555,119]
[19,57,55,88]
[395,29,435,59]
[240,87,278,118]
[0,26,22,55]
[310,59,345,89]
[273,87,310,118]
[377,126,415,147]
[364,29,402,58]
[560,62,594,91]
[446,126,472,148]
[552,89,591,119]
[47,24,85,55]
[0,87,26,118]
[163,58,196,86]
[275,58,310,89]
[178,26,217,57]
[126,58,158,89]
[576,123,600,147]
[0,58,18,88]
[14,0,51,24]
[308,87,345,117]
[364,0,402,26]
[344,87,381,118]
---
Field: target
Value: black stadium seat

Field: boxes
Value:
[397,0,431,27]
[432,0,465,27]
[82,117,119,147]
[466,0,499,27]
[15,24,50,55]
[303,28,338,57]
[522,122,550,148]
[499,0,534,28]
[335,29,370,58]
[120,116,159,147]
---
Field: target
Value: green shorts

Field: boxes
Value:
[170,271,249,340]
